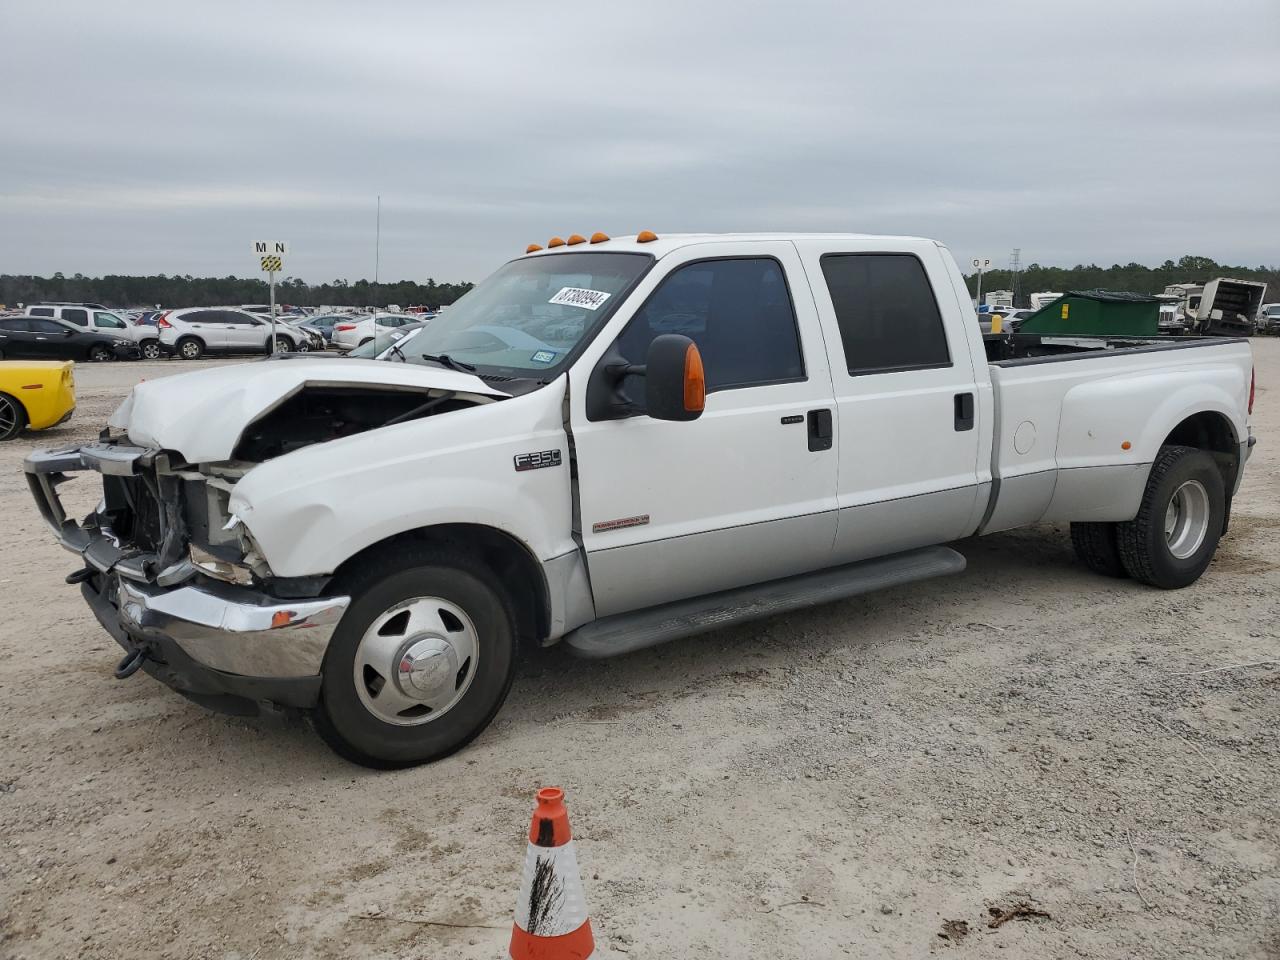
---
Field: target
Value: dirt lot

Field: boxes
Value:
[2,349,1277,960]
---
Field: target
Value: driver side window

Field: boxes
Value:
[613,257,805,401]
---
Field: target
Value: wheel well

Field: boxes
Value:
[1161,411,1239,493]
[332,525,550,646]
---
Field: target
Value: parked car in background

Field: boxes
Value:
[342,321,429,359]
[291,313,351,344]
[330,313,420,350]
[283,316,328,350]
[157,307,311,359]
[131,311,164,327]
[26,304,162,359]
[0,316,139,362]
[978,308,1033,335]
[0,359,76,441]
[1257,303,1280,334]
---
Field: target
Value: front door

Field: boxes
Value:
[221,311,266,351]
[570,242,839,617]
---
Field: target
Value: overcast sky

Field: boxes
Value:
[2,0,1278,283]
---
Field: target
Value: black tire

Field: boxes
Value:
[314,547,518,769]
[1117,445,1225,589]
[0,347,6,360]
[296,338,311,352]
[265,336,291,354]
[176,337,204,360]
[88,344,113,362]
[1070,522,1128,578]
[0,392,27,441]
[140,339,162,360]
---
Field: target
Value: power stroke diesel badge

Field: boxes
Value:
[514,449,562,472]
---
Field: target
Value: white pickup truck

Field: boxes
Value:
[25,232,1256,768]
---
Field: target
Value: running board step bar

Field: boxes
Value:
[563,545,966,659]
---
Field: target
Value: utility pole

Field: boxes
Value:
[1010,248,1022,306]
[972,258,991,308]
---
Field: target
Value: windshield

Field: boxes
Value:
[403,252,651,377]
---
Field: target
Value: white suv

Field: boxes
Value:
[158,307,311,360]
[26,304,162,359]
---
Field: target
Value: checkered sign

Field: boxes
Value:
[260,255,283,272]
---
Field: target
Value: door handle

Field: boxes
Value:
[807,408,833,452]
[954,392,975,431]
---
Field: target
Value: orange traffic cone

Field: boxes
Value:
[509,787,595,959]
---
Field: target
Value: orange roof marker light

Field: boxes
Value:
[590,232,610,243]
[548,236,566,248]
[636,229,658,243]
[526,243,543,253]
[566,234,587,245]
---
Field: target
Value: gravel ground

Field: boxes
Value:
[1,348,1277,960]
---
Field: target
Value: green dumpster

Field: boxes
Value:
[1017,290,1160,337]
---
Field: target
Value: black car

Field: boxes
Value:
[0,316,140,361]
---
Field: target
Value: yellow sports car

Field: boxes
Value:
[0,360,76,441]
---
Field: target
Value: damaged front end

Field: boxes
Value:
[25,438,349,716]
[25,365,507,717]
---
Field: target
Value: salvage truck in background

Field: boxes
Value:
[26,232,1256,767]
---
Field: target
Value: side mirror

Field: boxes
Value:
[642,334,705,421]
[585,333,706,422]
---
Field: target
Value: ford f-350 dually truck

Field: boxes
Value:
[25,233,1256,767]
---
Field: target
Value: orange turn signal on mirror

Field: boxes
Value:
[683,344,705,413]
[636,229,658,243]
[566,234,586,245]
[548,236,566,248]
[590,232,610,243]
[526,243,543,253]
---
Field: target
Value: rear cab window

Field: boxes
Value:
[819,254,951,375]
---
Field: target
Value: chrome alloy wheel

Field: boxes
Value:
[353,597,479,726]
[1164,479,1211,560]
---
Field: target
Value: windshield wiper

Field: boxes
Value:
[421,353,477,373]
[387,341,408,362]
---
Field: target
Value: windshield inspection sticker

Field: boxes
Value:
[530,350,557,364]
[549,286,611,310]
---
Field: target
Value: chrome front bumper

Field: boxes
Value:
[117,578,349,677]
[26,443,350,682]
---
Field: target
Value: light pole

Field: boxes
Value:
[973,258,991,308]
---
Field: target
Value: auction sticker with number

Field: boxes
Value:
[549,287,611,310]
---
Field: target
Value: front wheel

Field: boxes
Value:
[1117,445,1225,589]
[314,549,517,768]
[176,337,204,360]
[140,339,162,360]
[88,344,113,362]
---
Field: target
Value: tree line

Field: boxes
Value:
[3,254,1275,313]
[0,273,475,310]
[965,255,1278,308]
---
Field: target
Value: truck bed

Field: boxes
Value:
[978,333,1253,536]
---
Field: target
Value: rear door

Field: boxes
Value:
[571,242,840,617]
[224,311,270,351]
[794,240,986,563]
